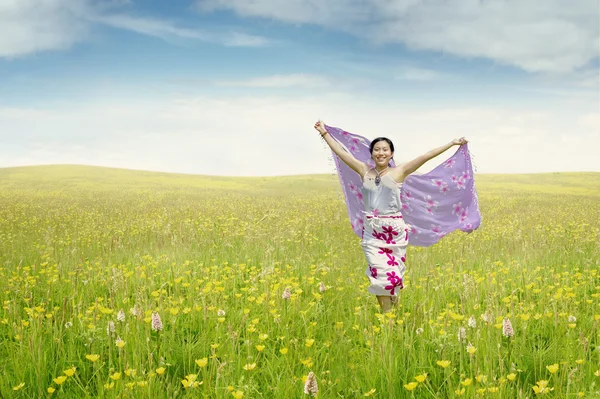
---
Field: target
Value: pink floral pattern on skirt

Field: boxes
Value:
[361,213,408,297]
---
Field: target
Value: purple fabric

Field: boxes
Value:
[325,124,482,247]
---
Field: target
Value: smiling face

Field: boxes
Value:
[371,138,394,169]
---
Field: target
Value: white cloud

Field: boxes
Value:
[214,74,332,88]
[0,0,270,58]
[0,0,90,58]
[196,0,599,73]
[92,14,270,47]
[395,67,445,82]
[1,93,598,175]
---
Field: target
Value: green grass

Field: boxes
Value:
[0,165,598,398]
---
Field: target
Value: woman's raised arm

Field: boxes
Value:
[314,120,369,177]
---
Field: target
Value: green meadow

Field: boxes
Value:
[0,165,598,398]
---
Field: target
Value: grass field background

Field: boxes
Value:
[0,165,599,398]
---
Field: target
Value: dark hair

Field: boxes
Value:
[370,137,395,154]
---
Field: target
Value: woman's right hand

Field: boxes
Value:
[314,120,327,135]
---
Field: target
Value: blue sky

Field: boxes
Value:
[1,0,598,175]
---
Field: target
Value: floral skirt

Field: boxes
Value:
[361,213,409,297]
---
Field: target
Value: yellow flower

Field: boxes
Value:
[415,373,427,383]
[104,382,114,390]
[124,368,136,377]
[404,382,418,391]
[305,339,315,347]
[53,376,67,385]
[195,358,208,368]
[255,344,265,352]
[455,388,465,396]
[507,373,517,381]
[13,383,25,391]
[258,333,268,340]
[115,339,126,348]
[110,372,121,380]
[364,388,376,396]
[461,378,472,386]
[243,363,257,371]
[64,367,76,377]
[85,354,100,362]
[232,390,244,399]
[575,359,584,365]
[532,380,553,394]
[279,347,288,355]
[437,360,451,368]
[156,367,166,375]
[467,345,477,354]
[594,369,600,377]
[546,364,559,374]
[48,387,56,394]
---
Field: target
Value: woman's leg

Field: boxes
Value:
[377,295,393,312]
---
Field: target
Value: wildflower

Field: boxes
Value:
[85,354,100,362]
[403,381,417,390]
[364,388,376,396]
[64,321,73,329]
[305,338,315,347]
[110,372,121,380]
[466,342,477,354]
[280,347,289,355]
[461,378,472,386]
[437,360,451,368]
[48,387,56,394]
[282,287,291,300]
[502,318,514,338]
[156,367,166,375]
[457,327,466,342]
[232,391,244,399]
[415,327,424,335]
[217,309,226,317]
[468,315,476,328]
[507,373,517,381]
[130,305,143,318]
[259,333,268,341]
[106,321,115,335]
[195,358,208,368]
[319,282,326,292]
[304,371,318,396]
[546,364,559,374]
[115,337,126,348]
[568,315,576,323]
[243,363,256,371]
[53,376,67,385]
[532,380,553,394]
[13,383,25,391]
[151,311,163,331]
[64,366,76,376]
[117,309,126,322]
[415,373,427,382]
[181,374,201,389]
[256,344,265,352]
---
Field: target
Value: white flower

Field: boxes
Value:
[117,309,126,322]
[468,315,476,328]
[502,318,514,338]
[457,327,466,343]
[282,287,291,300]
[65,321,73,329]
[217,309,226,317]
[568,315,576,323]
[106,321,115,335]
[415,328,424,335]
[304,371,318,396]
[319,282,327,293]
[151,311,163,332]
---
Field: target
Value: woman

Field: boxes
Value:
[313,120,468,312]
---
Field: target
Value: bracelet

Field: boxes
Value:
[320,131,329,138]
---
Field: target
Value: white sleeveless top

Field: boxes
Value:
[361,174,403,215]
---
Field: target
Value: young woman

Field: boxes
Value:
[313,120,468,312]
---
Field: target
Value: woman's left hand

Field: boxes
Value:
[452,137,468,146]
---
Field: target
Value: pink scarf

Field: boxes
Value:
[326,124,481,246]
